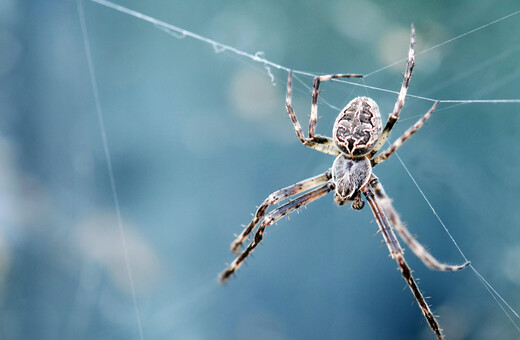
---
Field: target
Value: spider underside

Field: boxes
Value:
[219,25,469,340]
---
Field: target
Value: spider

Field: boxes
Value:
[219,25,469,339]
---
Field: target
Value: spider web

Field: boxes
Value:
[4,0,519,339]
[77,0,520,339]
[75,0,520,337]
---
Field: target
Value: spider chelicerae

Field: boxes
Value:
[219,25,470,339]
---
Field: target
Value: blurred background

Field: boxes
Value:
[1,0,520,339]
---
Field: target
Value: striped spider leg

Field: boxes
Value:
[368,175,470,272]
[371,101,439,166]
[363,183,444,340]
[364,100,468,339]
[220,24,470,338]
[220,179,334,283]
[229,171,331,255]
[369,24,416,157]
[285,69,363,156]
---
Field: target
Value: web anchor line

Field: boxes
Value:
[89,0,520,105]
[364,9,520,77]
[86,0,520,333]
[394,151,520,332]
[77,1,145,339]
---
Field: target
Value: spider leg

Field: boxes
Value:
[230,171,332,254]
[285,70,362,156]
[309,72,363,138]
[363,185,443,340]
[220,182,333,283]
[371,101,439,166]
[369,175,470,271]
[369,24,416,157]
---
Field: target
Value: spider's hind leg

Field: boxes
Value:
[363,185,444,340]
[220,182,333,283]
[370,175,470,271]
[230,171,331,254]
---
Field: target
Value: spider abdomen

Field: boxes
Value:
[333,97,382,156]
[331,154,371,205]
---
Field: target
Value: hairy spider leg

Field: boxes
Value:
[369,175,470,271]
[230,171,332,254]
[371,101,439,166]
[309,73,364,137]
[220,183,333,283]
[285,70,362,156]
[363,185,444,340]
[370,24,416,157]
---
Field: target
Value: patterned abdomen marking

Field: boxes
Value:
[333,97,382,157]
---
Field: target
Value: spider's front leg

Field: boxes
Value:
[285,70,362,156]
[371,101,439,166]
[370,24,416,157]
[220,182,333,283]
[230,171,331,254]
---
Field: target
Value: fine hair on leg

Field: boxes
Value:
[372,101,439,166]
[285,70,362,156]
[370,24,416,157]
[363,185,444,340]
[230,171,331,254]
[220,183,333,283]
[369,176,470,271]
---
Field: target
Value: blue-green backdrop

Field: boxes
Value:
[2,0,520,339]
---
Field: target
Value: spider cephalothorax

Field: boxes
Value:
[221,24,469,340]
[333,97,382,157]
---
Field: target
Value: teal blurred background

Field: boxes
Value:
[2,0,520,339]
